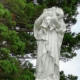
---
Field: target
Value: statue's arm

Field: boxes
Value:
[56,19,66,34]
[34,12,47,39]
[52,18,61,29]
[34,12,47,27]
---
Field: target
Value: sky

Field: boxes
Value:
[60,7,80,80]
[29,7,80,80]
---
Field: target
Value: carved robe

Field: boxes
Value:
[34,7,66,80]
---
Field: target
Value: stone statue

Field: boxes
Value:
[34,7,66,80]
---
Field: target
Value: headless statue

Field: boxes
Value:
[34,7,66,80]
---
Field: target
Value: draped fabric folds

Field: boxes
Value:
[34,7,66,80]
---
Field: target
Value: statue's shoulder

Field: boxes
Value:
[43,9,48,14]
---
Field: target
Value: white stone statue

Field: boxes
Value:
[34,7,66,80]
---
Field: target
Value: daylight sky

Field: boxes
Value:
[60,7,80,80]
[29,7,80,80]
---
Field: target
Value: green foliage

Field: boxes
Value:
[0,4,16,28]
[60,33,80,61]
[0,7,12,20]
[0,57,19,79]
[0,24,8,32]
[0,60,17,74]
[16,69,35,80]
[60,71,78,80]
[0,48,10,60]
[0,3,4,8]
[0,3,31,80]
[7,30,25,54]
[0,24,25,54]
[0,24,8,42]
[0,57,35,80]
